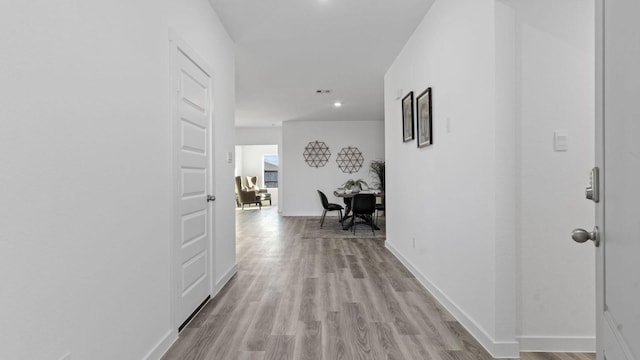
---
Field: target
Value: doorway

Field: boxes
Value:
[235,144,279,209]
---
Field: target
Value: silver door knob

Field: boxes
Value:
[207,195,216,202]
[571,226,600,247]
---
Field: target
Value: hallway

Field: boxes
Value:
[162,208,594,360]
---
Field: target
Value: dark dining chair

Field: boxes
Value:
[317,190,344,228]
[375,193,385,225]
[375,203,385,225]
[351,193,377,234]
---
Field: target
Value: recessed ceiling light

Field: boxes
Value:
[334,102,342,108]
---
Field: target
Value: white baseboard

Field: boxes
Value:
[214,264,238,295]
[143,329,176,360]
[518,336,596,353]
[385,242,520,359]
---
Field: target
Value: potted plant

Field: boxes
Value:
[369,159,385,191]
[342,179,368,193]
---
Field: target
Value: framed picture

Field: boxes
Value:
[402,91,414,142]
[416,87,432,147]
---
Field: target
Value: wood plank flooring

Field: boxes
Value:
[162,207,594,360]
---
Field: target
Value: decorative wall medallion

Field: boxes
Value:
[336,146,364,173]
[303,141,331,168]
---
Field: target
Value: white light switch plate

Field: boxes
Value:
[554,129,568,151]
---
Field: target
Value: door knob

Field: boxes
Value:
[207,195,216,202]
[571,226,600,247]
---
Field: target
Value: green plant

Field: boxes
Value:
[342,178,368,190]
[369,159,385,191]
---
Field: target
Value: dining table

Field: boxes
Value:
[333,190,384,231]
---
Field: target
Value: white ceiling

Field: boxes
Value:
[208,0,434,127]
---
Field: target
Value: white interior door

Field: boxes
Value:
[595,0,640,358]
[172,40,213,330]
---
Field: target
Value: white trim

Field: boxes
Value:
[594,2,605,360]
[385,242,520,358]
[518,336,596,353]
[142,330,176,360]
[213,264,238,295]
[492,341,522,359]
[168,29,179,344]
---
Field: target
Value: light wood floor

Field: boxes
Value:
[162,207,594,360]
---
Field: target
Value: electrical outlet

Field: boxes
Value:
[58,352,71,360]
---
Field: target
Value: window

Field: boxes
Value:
[264,154,278,188]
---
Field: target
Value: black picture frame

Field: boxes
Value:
[402,91,414,142]
[416,87,432,148]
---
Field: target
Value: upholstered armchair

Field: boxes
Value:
[235,176,261,209]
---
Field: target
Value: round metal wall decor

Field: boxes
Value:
[303,141,331,168]
[336,146,364,173]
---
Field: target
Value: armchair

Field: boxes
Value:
[246,175,271,206]
[235,176,261,209]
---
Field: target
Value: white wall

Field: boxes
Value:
[515,0,596,352]
[494,0,519,346]
[0,1,235,359]
[282,121,384,216]
[235,145,244,176]
[235,145,279,205]
[239,145,278,187]
[384,0,514,356]
[236,126,282,146]
[384,0,595,356]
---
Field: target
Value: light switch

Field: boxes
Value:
[227,151,233,163]
[554,130,568,151]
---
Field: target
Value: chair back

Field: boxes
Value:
[235,176,243,193]
[352,194,376,215]
[317,190,330,209]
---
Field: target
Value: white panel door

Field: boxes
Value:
[173,42,213,329]
[595,0,640,358]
